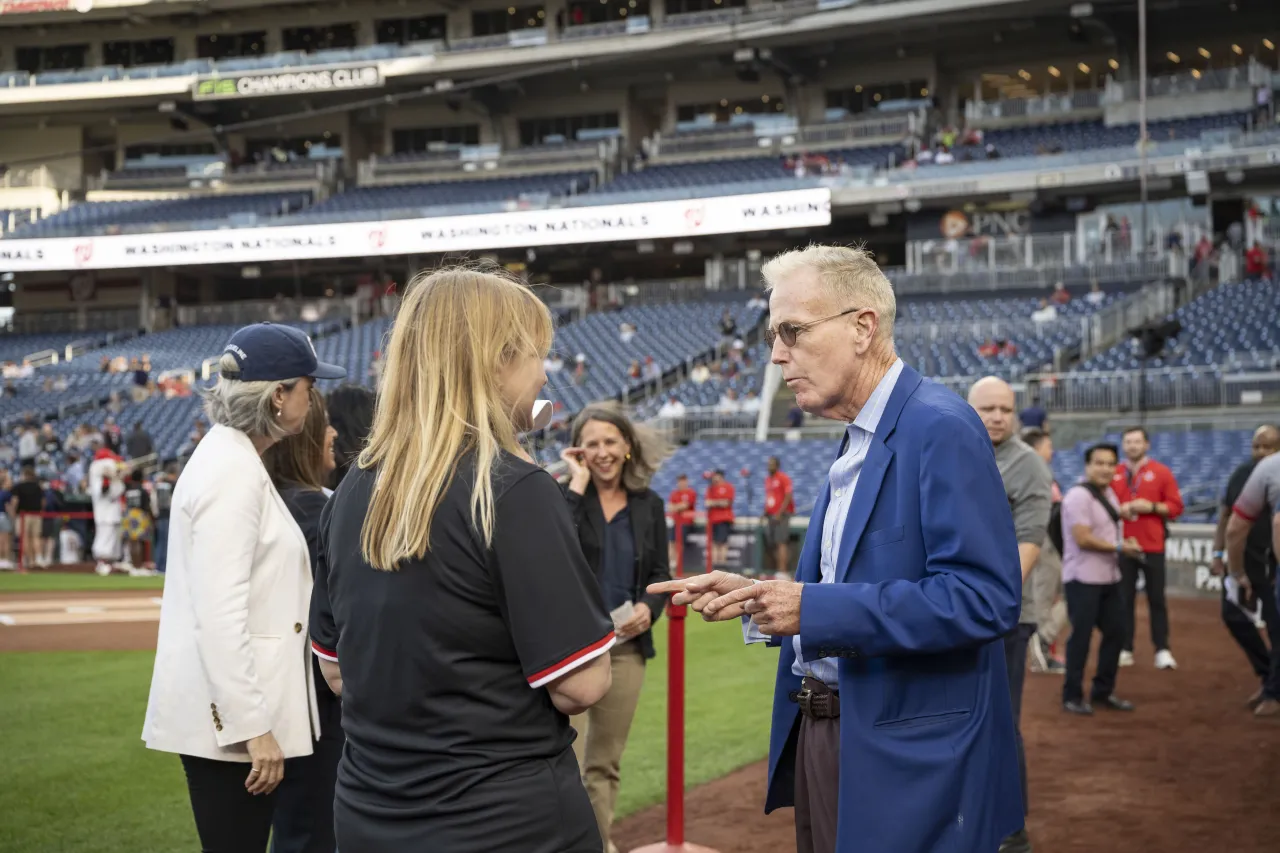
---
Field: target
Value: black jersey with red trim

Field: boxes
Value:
[309,451,613,827]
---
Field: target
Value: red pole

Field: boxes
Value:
[633,518,717,853]
[668,515,686,846]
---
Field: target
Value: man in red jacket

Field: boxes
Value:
[1111,427,1184,670]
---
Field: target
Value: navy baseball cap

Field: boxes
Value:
[222,322,346,382]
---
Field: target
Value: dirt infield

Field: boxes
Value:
[0,589,160,652]
[614,597,1280,853]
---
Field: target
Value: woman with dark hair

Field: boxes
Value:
[325,384,376,489]
[559,403,671,852]
[263,386,341,853]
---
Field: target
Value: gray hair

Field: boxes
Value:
[761,244,897,340]
[201,352,301,442]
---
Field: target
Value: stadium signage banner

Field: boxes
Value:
[0,188,831,272]
[193,65,382,100]
[1147,523,1218,600]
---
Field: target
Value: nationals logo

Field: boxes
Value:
[73,242,94,265]
[367,229,386,250]
[683,205,706,229]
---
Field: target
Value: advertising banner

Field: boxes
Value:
[0,187,832,273]
[193,65,382,100]
[0,0,89,14]
[905,205,1078,241]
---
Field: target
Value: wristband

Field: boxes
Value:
[1115,543,1124,555]
[1213,550,1226,560]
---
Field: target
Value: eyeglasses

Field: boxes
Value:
[764,307,864,349]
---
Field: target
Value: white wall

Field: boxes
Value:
[0,127,83,189]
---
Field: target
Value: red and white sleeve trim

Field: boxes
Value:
[527,631,616,689]
[1232,503,1257,523]
[310,640,338,663]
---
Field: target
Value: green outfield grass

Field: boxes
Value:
[0,615,777,853]
[0,573,166,594]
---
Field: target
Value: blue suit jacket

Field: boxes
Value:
[763,364,1024,853]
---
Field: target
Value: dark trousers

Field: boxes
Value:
[1120,552,1169,653]
[794,714,840,853]
[272,698,344,853]
[1002,622,1036,815]
[1063,581,1126,704]
[181,754,277,853]
[1221,566,1280,699]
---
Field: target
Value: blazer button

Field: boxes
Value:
[215,724,223,732]
[294,623,302,633]
[210,703,217,710]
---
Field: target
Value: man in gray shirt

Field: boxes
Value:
[969,377,1053,853]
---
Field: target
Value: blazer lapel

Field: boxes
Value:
[626,491,648,566]
[832,363,921,584]
[834,440,891,584]
[585,485,606,558]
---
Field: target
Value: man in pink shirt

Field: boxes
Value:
[1059,442,1143,715]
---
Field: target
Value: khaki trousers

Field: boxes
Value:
[571,642,646,852]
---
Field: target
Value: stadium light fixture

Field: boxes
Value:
[1232,44,1243,55]
[1017,69,1032,81]
[1166,51,1180,63]
[1264,39,1275,50]
[1108,58,1120,69]
[1047,65,1061,77]
[1197,47,1210,58]
[1078,63,1090,74]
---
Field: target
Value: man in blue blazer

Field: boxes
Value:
[651,245,1025,853]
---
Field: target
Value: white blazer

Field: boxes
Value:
[142,424,319,762]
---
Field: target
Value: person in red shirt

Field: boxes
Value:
[667,474,697,569]
[704,469,735,569]
[1110,426,1184,671]
[1244,241,1269,281]
[763,457,795,580]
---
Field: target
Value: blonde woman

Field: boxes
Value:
[142,322,346,853]
[309,265,614,853]
[559,403,671,853]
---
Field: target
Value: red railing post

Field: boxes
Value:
[633,516,716,853]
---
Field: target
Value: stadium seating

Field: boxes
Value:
[14,192,312,237]
[1082,279,1280,372]
[1052,429,1250,520]
[297,172,596,218]
[651,427,1245,523]
[545,300,766,413]
[932,113,1249,164]
[651,439,835,517]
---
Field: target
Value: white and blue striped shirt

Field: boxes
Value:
[745,358,904,685]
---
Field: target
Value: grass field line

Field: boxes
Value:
[0,597,162,613]
[0,618,779,853]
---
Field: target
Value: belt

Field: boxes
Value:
[790,676,840,719]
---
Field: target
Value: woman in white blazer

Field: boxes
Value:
[142,322,345,853]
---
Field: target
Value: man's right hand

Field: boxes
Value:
[244,731,285,795]
[1120,537,1144,558]
[1210,556,1226,577]
[647,571,755,620]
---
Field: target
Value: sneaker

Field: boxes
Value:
[1043,659,1066,674]
[1119,651,1135,667]
[1154,649,1178,670]
[1254,698,1280,718]
[998,828,1032,853]
[1027,636,1049,673]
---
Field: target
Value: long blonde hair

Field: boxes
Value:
[358,263,553,570]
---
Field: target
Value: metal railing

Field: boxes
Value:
[1016,367,1280,413]
[5,308,140,335]
[175,297,357,328]
[1103,62,1265,102]
[653,112,917,160]
[965,91,1103,123]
